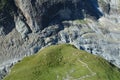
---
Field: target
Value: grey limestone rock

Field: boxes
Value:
[15,17,30,38]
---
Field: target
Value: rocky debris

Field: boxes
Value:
[0,59,19,80]
[0,68,7,80]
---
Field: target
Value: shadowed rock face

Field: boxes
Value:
[14,0,103,32]
[0,0,17,35]
[0,0,103,37]
[0,0,104,37]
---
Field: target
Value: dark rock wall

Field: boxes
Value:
[12,0,103,33]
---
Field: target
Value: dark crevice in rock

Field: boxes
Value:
[0,0,18,35]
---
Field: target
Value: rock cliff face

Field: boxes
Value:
[14,0,103,33]
[0,0,120,79]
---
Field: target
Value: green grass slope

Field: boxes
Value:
[4,44,120,80]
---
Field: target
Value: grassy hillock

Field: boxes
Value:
[4,44,120,80]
